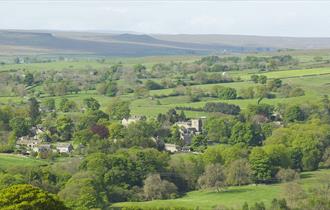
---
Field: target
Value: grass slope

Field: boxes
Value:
[0,153,47,170]
[112,170,330,210]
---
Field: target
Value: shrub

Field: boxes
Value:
[276,168,299,182]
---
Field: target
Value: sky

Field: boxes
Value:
[1,0,330,37]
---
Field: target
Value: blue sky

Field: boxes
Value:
[1,1,330,37]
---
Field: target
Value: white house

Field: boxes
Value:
[164,144,180,153]
[121,116,142,127]
[56,143,73,153]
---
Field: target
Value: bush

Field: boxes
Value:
[143,174,178,200]
[204,102,241,115]
[276,168,299,182]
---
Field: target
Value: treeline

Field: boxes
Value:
[176,102,241,115]
[196,55,298,72]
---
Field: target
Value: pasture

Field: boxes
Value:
[112,169,330,210]
[0,153,47,170]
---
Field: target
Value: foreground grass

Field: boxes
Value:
[0,153,47,170]
[112,169,330,210]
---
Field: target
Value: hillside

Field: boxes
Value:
[2,30,330,57]
[0,30,275,56]
[154,34,330,49]
[0,30,268,56]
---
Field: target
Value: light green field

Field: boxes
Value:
[0,153,47,170]
[2,55,330,118]
[112,169,330,210]
[2,71,329,118]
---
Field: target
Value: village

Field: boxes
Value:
[15,115,205,158]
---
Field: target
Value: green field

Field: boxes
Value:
[0,153,47,170]
[2,54,330,118]
[2,67,330,118]
[112,169,330,210]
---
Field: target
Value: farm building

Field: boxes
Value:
[56,143,73,153]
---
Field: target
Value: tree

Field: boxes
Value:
[42,98,56,111]
[56,116,74,141]
[229,122,258,146]
[250,202,266,210]
[58,172,106,210]
[259,75,267,84]
[191,134,207,151]
[204,117,236,143]
[143,174,177,200]
[246,103,274,119]
[269,199,290,210]
[106,81,118,97]
[198,164,226,192]
[28,97,40,125]
[251,75,259,83]
[263,144,292,170]
[124,121,156,148]
[72,129,96,146]
[276,168,299,182]
[144,80,163,90]
[0,184,68,210]
[96,82,118,96]
[267,78,282,91]
[266,121,328,171]
[59,98,77,112]
[284,105,305,122]
[134,86,149,98]
[108,122,124,139]
[24,73,34,86]
[212,86,237,100]
[83,97,100,111]
[249,147,272,183]
[90,124,109,139]
[225,159,252,186]
[108,99,130,120]
[9,117,30,137]
[0,173,24,189]
[281,182,306,209]
[240,87,255,99]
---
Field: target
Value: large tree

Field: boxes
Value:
[143,174,177,200]
[249,147,272,183]
[198,163,226,192]
[0,184,68,210]
[28,97,41,125]
[108,99,130,120]
[225,159,252,186]
[56,116,74,141]
[83,97,100,111]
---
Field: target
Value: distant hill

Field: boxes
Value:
[0,30,272,56]
[1,30,330,56]
[153,34,330,50]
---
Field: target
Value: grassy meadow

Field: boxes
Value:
[0,153,47,170]
[112,169,330,210]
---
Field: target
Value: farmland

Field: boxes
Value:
[1,60,330,117]
[1,49,330,210]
